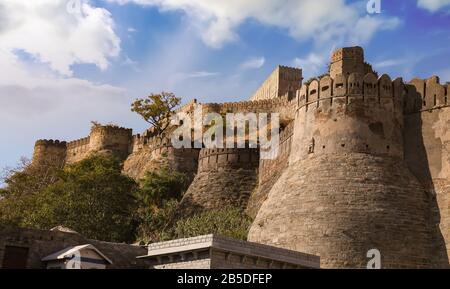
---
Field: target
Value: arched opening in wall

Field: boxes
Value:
[434,95,437,106]
[386,145,390,151]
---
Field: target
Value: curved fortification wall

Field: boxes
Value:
[248,66,437,268]
[32,140,67,167]
[404,76,450,267]
[123,135,199,180]
[177,147,259,217]
[89,126,132,160]
[246,122,294,218]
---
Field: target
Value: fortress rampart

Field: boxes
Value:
[123,134,199,180]
[290,72,404,162]
[177,146,259,217]
[89,125,132,159]
[250,66,302,101]
[403,76,450,265]
[248,47,447,268]
[32,140,67,167]
[29,46,450,268]
[246,121,294,218]
[66,136,90,163]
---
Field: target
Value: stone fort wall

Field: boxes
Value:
[248,47,449,268]
[403,76,450,266]
[28,46,450,268]
[177,147,259,217]
[249,66,302,101]
[246,121,294,218]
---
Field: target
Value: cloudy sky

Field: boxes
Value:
[1,0,450,170]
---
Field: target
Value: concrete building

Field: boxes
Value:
[138,235,320,269]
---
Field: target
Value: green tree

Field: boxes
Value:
[36,155,138,242]
[174,207,253,240]
[0,157,63,226]
[0,155,138,243]
[1,157,62,199]
[131,92,181,137]
[135,169,189,242]
[138,168,188,208]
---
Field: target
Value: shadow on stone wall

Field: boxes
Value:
[404,88,449,268]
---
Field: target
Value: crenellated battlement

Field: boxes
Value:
[26,46,450,268]
[32,139,67,166]
[405,76,450,113]
[296,72,403,113]
[331,46,364,63]
[90,124,132,136]
[35,139,67,148]
[197,147,259,172]
[66,137,90,149]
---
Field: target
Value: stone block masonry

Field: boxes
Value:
[138,234,320,269]
[28,46,450,268]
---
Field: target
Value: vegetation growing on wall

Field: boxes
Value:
[1,152,254,243]
[134,169,189,242]
[131,92,181,137]
[174,207,253,241]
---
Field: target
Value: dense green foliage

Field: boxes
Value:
[174,207,253,241]
[135,169,188,242]
[0,155,138,242]
[1,155,253,243]
[137,169,188,208]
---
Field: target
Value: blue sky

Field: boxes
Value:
[1,0,450,172]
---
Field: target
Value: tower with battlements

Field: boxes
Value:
[29,46,450,268]
[247,47,448,268]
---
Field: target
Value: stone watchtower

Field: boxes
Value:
[248,47,438,268]
[32,140,67,167]
[329,46,365,79]
[89,125,133,160]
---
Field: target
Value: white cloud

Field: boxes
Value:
[0,1,130,168]
[417,0,450,12]
[169,71,219,84]
[240,57,265,70]
[293,53,327,79]
[106,0,400,48]
[349,16,401,45]
[374,59,405,68]
[0,0,121,76]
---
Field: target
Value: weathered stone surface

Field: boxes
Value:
[248,153,435,268]
[0,225,148,269]
[177,148,259,216]
[27,46,450,268]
